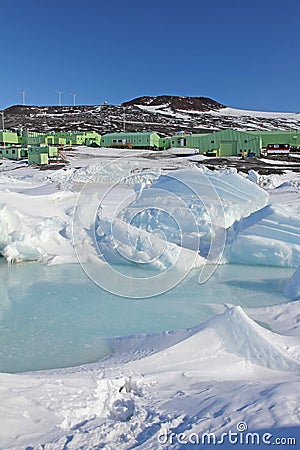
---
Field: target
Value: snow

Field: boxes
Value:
[137,103,300,119]
[0,149,300,449]
[0,306,299,449]
[127,306,300,375]
[136,104,191,119]
[135,103,300,132]
[213,107,300,119]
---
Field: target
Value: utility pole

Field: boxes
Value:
[123,107,126,133]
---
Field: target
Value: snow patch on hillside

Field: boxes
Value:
[212,107,300,119]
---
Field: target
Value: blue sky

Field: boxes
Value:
[1,0,299,111]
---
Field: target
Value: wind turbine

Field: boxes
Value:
[21,90,26,105]
[56,91,63,106]
[1,110,5,148]
[72,93,77,106]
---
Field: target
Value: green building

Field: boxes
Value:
[101,132,160,149]
[170,129,261,156]
[46,135,67,146]
[0,130,19,145]
[81,131,102,146]
[0,146,28,160]
[53,131,101,146]
[15,130,101,148]
[24,131,47,146]
[28,146,49,165]
[48,146,59,157]
[254,130,300,148]
[57,132,75,146]
[158,137,171,150]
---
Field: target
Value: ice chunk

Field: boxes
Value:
[284,266,300,300]
[229,204,300,267]
[97,217,206,271]
[97,167,269,268]
[130,167,269,230]
[0,193,76,264]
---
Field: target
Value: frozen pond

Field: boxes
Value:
[0,260,294,373]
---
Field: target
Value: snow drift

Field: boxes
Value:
[127,306,300,376]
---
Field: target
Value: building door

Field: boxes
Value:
[220,141,237,156]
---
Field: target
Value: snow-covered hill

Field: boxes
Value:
[2,96,300,136]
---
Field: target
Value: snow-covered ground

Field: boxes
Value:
[138,103,300,120]
[0,148,299,449]
[211,107,300,120]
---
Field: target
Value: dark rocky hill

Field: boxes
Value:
[122,95,224,112]
[2,96,300,136]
